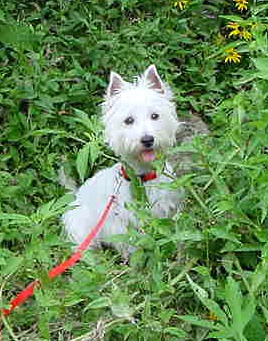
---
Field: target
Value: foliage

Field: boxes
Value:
[0,0,268,340]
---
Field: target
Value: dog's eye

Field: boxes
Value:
[124,116,134,125]
[151,113,159,120]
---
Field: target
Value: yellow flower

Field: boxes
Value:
[227,22,241,38]
[224,48,242,63]
[226,22,252,41]
[227,22,240,30]
[174,0,189,10]
[233,0,249,11]
[240,29,252,41]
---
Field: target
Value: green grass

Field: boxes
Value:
[0,0,268,340]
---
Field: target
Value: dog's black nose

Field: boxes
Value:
[141,135,154,148]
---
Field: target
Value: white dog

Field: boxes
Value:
[62,65,184,258]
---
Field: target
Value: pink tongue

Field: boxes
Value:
[141,150,156,162]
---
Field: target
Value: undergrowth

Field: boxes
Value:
[0,0,268,340]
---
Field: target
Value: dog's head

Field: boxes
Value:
[102,65,178,163]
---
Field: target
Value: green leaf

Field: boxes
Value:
[1,256,23,277]
[73,108,93,130]
[219,15,252,24]
[0,23,38,50]
[111,303,133,319]
[244,313,266,341]
[76,142,90,182]
[250,262,268,294]
[252,58,268,79]
[124,164,148,203]
[186,274,209,299]
[103,233,129,243]
[186,275,229,326]
[35,289,60,308]
[0,213,32,225]
[224,277,249,336]
[207,329,233,339]
[209,225,241,244]
[252,58,268,72]
[34,194,73,222]
[241,297,256,329]
[253,3,268,14]
[260,305,268,323]
[157,174,193,190]
[247,155,268,165]
[89,140,100,165]
[64,298,84,307]
[177,315,215,329]
[83,297,111,311]
[163,327,187,337]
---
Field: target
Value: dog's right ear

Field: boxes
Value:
[107,72,125,97]
[144,65,164,94]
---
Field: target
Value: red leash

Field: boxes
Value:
[1,177,122,317]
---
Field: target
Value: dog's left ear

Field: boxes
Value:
[144,65,164,93]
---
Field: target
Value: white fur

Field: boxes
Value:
[62,65,184,257]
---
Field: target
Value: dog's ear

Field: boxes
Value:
[107,71,125,97]
[144,65,164,93]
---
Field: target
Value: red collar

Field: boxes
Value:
[120,166,157,182]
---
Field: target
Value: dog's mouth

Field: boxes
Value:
[140,149,156,162]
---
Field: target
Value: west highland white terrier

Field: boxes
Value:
[62,65,184,258]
